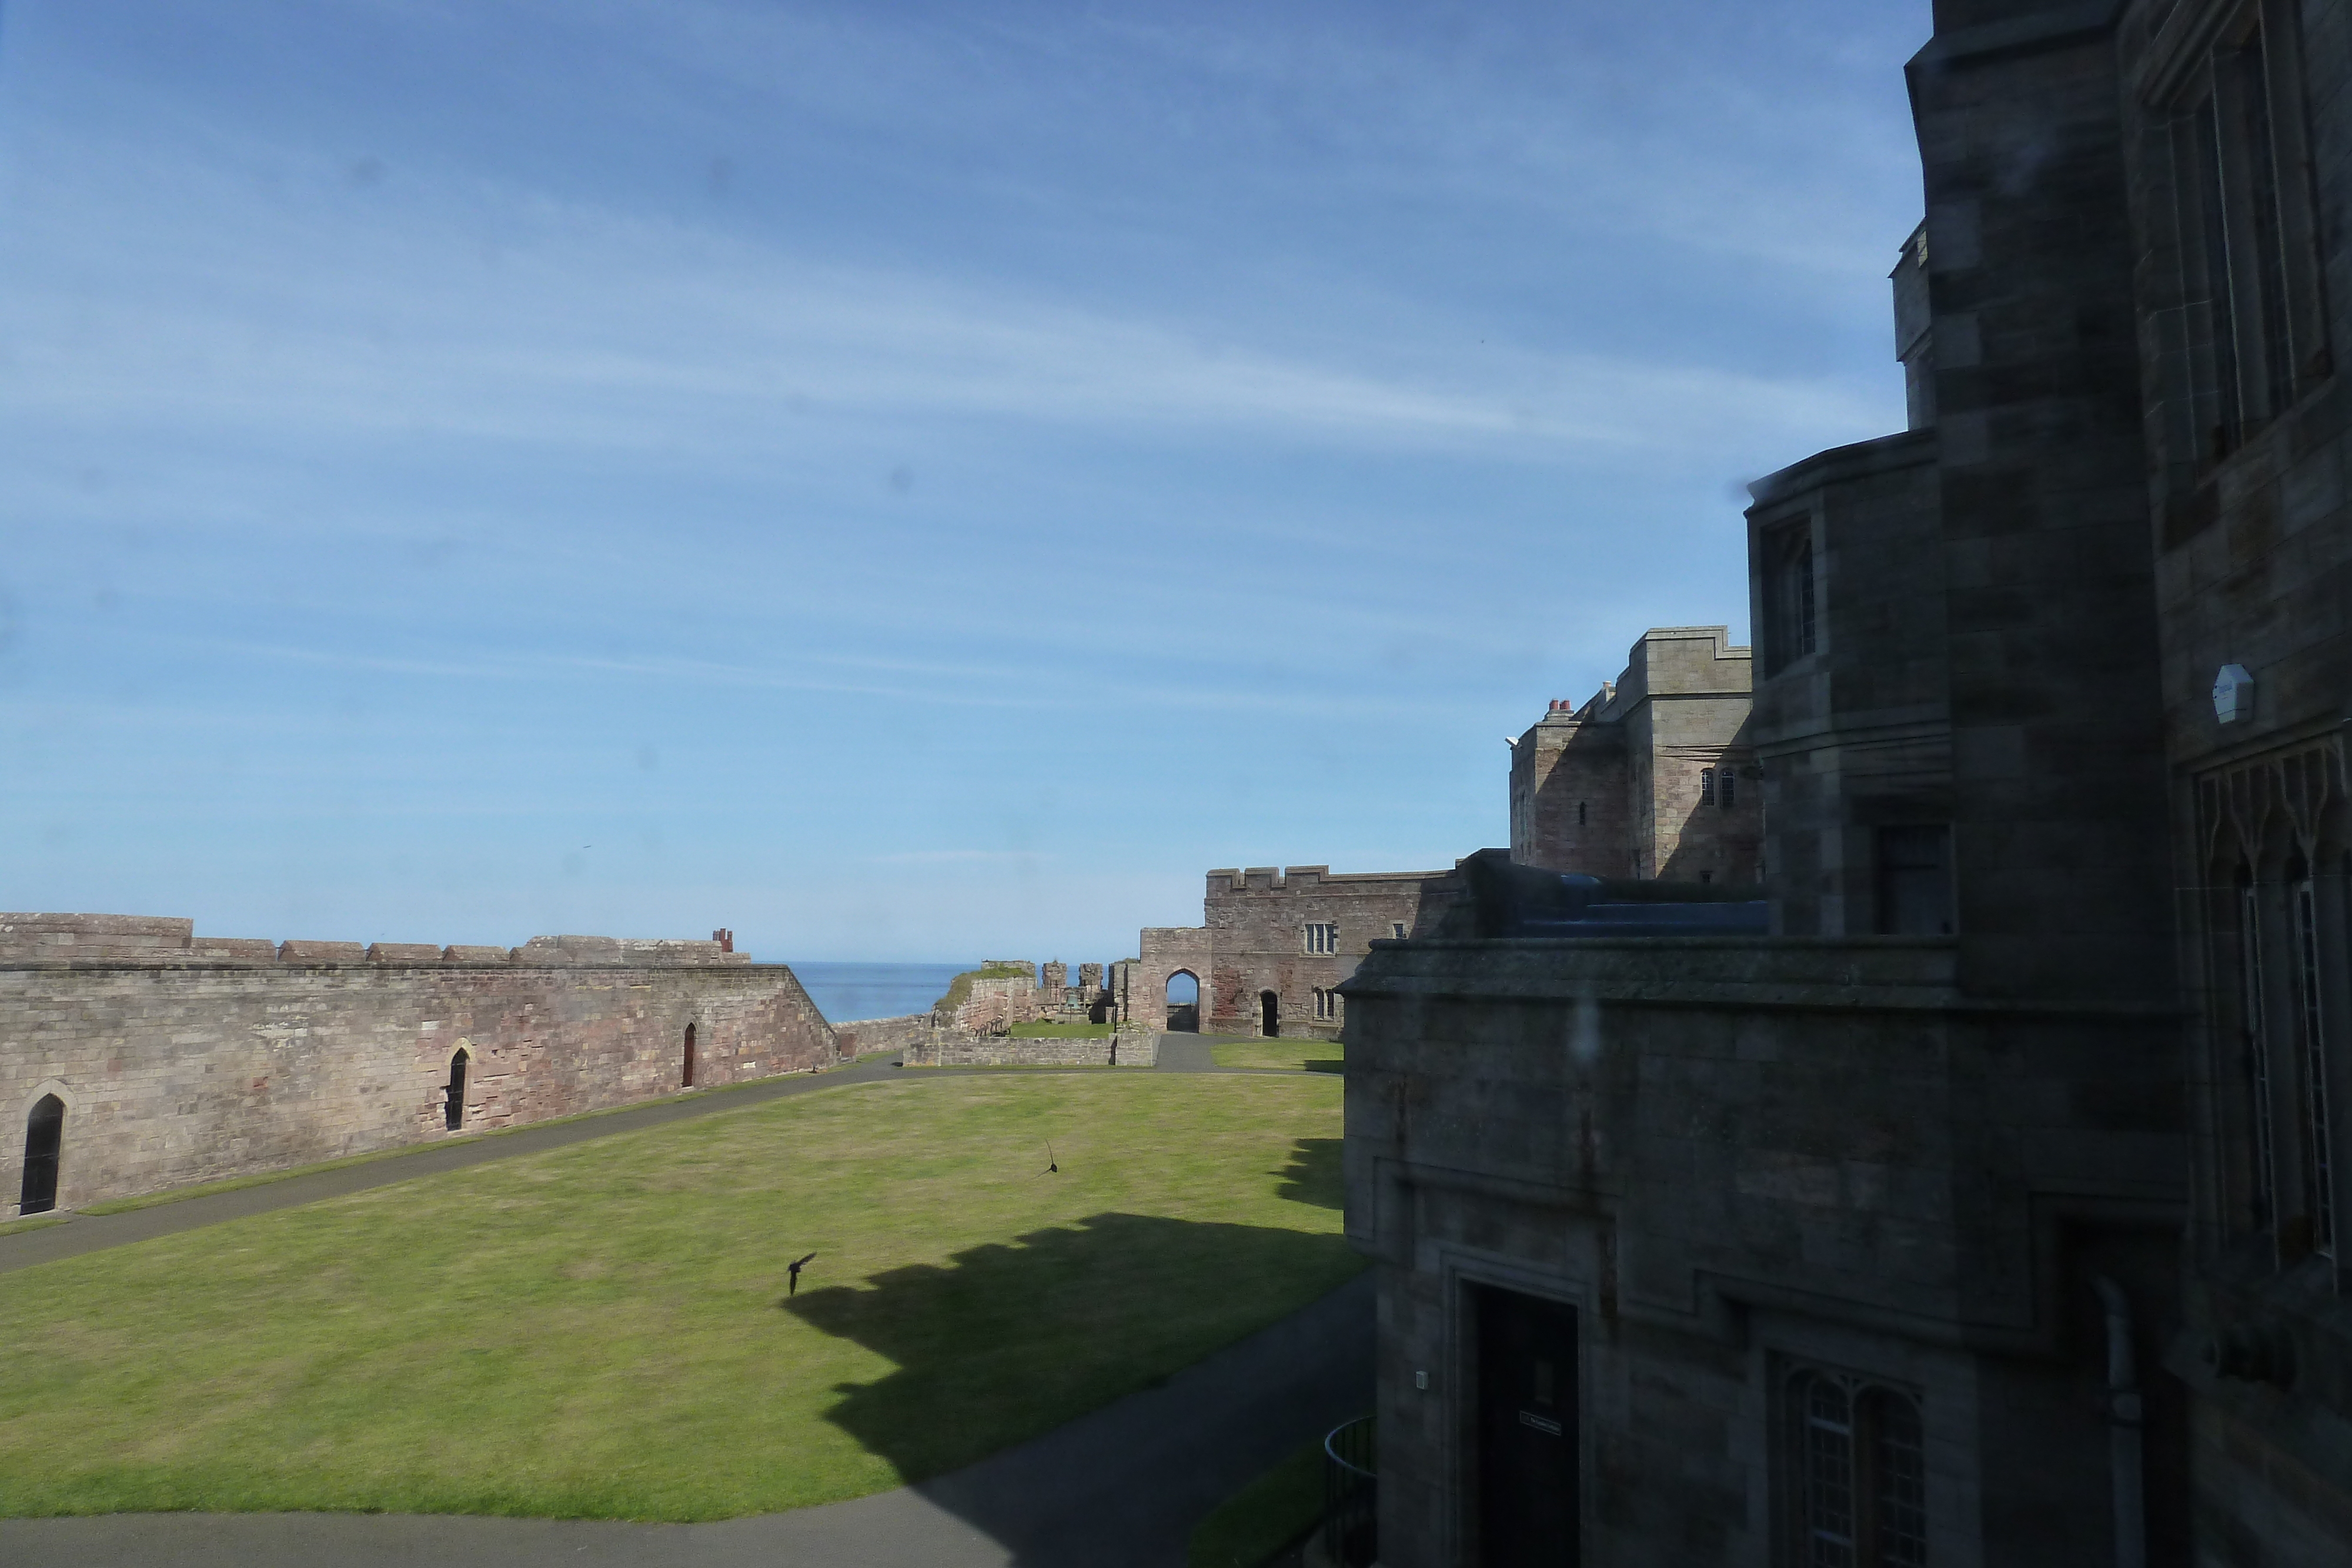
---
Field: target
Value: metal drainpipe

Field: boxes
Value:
[2094,1276,2146,1568]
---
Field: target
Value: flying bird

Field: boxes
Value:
[1045,1141,1058,1175]
[787,1251,816,1296]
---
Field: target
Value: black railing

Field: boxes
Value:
[1322,1414,1377,1567]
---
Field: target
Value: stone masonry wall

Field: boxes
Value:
[1202,865,1464,1039]
[903,1025,1157,1068]
[2,914,839,1215]
[1509,702,1633,877]
[1344,933,2187,1566]
[829,1014,934,1057]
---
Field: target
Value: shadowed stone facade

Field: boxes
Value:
[1509,627,1762,886]
[3,914,840,1216]
[1345,1,2352,1562]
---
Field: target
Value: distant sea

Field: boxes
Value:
[788,961,974,1025]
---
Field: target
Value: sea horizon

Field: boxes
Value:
[786,960,975,1026]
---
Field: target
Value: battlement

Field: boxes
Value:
[1204,865,1451,895]
[0,915,753,968]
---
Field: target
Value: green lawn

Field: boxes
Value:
[0,1074,1355,1522]
[1188,1433,1326,1567]
[1210,1037,1344,1072]
[1004,1019,1114,1038]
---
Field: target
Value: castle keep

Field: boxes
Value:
[1343,1,2352,1563]
[1509,626,1761,885]
[3,914,839,1216]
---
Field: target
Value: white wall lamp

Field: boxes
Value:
[2213,664,2255,725]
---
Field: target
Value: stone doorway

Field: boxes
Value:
[19,1094,64,1215]
[683,1022,697,1087]
[444,1049,469,1132]
[1165,970,1200,1032]
[1475,1285,1579,1566]
[1259,989,1280,1038]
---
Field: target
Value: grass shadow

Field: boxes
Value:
[1276,1139,1342,1211]
[783,1211,1357,1492]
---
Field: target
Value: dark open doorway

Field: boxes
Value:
[683,1021,697,1087]
[1165,970,1200,1032]
[19,1094,64,1215]
[1259,989,1280,1038]
[1476,1285,1579,1566]
[444,1049,469,1131]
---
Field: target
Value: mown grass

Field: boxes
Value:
[1210,1038,1344,1072]
[1004,1020,1114,1038]
[1187,1433,1326,1567]
[0,1074,1355,1522]
[79,1069,813,1216]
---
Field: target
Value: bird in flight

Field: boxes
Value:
[1045,1141,1058,1175]
[788,1252,816,1296]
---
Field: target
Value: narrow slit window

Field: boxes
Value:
[2241,872,2278,1232]
[2294,867,2334,1256]
[445,1048,469,1132]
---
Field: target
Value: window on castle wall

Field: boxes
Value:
[19,1094,65,1216]
[1720,767,1736,809]
[1312,987,1339,1022]
[2291,857,2335,1257]
[1875,826,1952,937]
[1700,767,1716,807]
[2240,867,2281,1233]
[1786,1369,1927,1568]
[2169,7,2330,470]
[1391,921,1408,940]
[1762,523,1816,674]
[1303,922,1338,955]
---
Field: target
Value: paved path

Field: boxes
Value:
[0,1271,1373,1568]
[1152,1032,1220,1071]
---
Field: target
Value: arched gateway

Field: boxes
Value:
[20,1094,65,1215]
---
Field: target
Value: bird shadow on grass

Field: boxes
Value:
[781,1211,1362,1514]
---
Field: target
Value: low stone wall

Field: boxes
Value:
[904,1026,1157,1068]
[1,913,840,1215]
[830,1013,935,1057]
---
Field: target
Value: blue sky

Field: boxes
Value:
[0,0,1929,962]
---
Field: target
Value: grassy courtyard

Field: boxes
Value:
[1210,1037,1344,1072]
[0,1073,1354,1522]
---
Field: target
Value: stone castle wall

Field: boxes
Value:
[902,1025,1157,1069]
[1201,866,1463,1039]
[2,914,839,1215]
[1509,627,1759,885]
[829,1013,934,1057]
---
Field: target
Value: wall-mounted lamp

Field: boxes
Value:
[2213,664,2255,725]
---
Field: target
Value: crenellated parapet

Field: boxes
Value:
[0,915,752,968]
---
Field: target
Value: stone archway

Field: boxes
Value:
[1165,969,1200,1032]
[444,1048,470,1132]
[1259,989,1281,1038]
[19,1094,64,1215]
